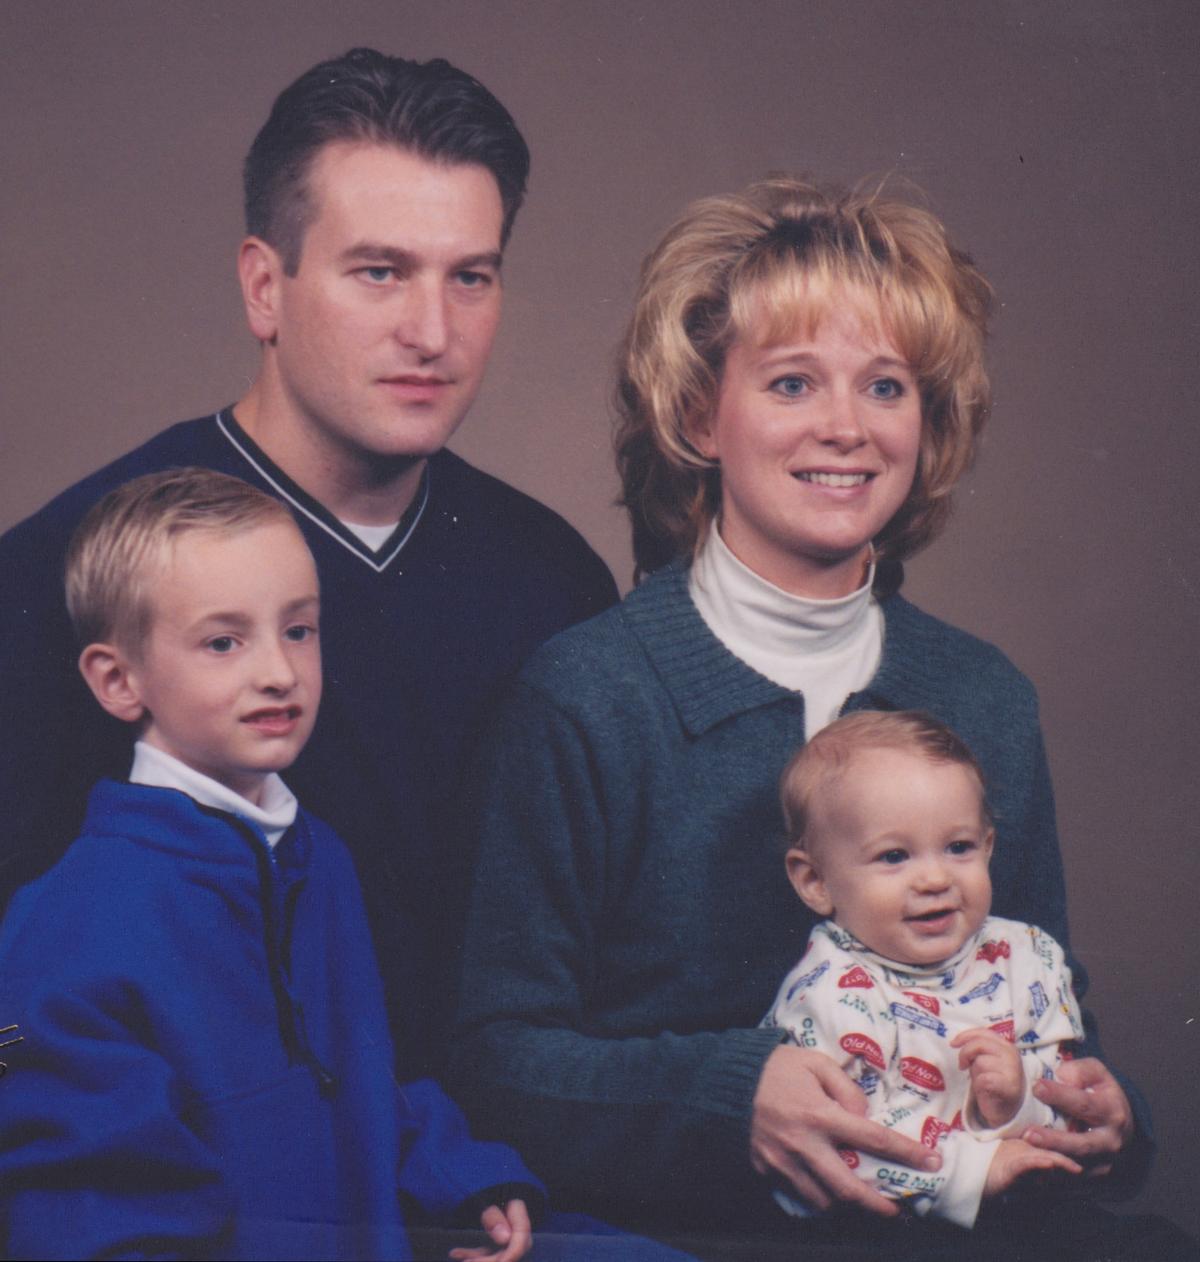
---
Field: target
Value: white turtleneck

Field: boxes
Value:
[688,528,884,739]
[130,741,298,849]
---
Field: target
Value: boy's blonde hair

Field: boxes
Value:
[65,468,295,653]
[780,710,989,852]
[614,176,994,582]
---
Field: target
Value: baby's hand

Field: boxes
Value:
[983,1138,1082,1198]
[448,1199,532,1261]
[951,1027,1024,1128]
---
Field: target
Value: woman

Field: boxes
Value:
[450,179,1145,1252]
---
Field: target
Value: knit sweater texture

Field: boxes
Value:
[450,561,1150,1231]
[0,781,542,1260]
[0,411,617,1074]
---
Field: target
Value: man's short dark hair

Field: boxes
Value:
[244,47,531,274]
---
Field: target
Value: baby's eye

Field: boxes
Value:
[284,624,317,643]
[206,635,237,654]
[868,377,905,400]
[878,849,907,865]
[770,375,809,398]
[947,839,977,856]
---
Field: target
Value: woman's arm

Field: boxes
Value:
[450,680,934,1219]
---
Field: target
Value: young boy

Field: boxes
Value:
[0,469,539,1261]
[763,710,1084,1230]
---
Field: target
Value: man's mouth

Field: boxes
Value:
[794,471,872,488]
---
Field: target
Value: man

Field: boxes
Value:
[0,48,617,1075]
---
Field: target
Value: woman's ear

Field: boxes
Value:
[786,846,834,917]
[686,409,720,462]
[237,236,284,345]
[78,643,147,725]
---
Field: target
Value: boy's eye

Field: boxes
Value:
[206,636,237,654]
[284,624,317,643]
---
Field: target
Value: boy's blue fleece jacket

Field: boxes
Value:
[0,780,543,1260]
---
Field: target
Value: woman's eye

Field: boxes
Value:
[868,377,904,400]
[207,636,236,654]
[771,375,808,398]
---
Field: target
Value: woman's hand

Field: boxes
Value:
[448,1200,532,1261]
[951,1027,1024,1128]
[750,1045,942,1215]
[1021,1057,1134,1178]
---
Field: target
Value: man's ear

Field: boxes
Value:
[785,846,834,917]
[238,236,284,344]
[78,643,147,725]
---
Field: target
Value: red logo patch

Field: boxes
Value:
[837,1147,861,1169]
[900,1056,945,1092]
[838,966,874,990]
[921,1116,950,1148]
[840,1032,886,1071]
[904,991,940,1015]
[990,1019,1015,1043]
[976,939,1011,963]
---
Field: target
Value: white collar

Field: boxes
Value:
[130,741,298,848]
[689,526,876,659]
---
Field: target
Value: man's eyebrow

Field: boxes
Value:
[338,243,504,272]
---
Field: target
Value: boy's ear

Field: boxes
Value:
[238,236,284,345]
[78,643,147,725]
[786,846,834,918]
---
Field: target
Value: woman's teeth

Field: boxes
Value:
[796,472,869,487]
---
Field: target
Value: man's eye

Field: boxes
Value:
[362,267,394,283]
[207,636,237,654]
[456,270,492,288]
[770,375,808,398]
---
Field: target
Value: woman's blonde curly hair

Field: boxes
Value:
[614,176,994,584]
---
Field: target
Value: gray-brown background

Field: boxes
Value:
[3,0,1197,1240]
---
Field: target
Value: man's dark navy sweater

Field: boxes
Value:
[0,411,618,1073]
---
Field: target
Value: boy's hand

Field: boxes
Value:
[983,1137,1081,1198]
[952,1027,1024,1128]
[448,1200,531,1262]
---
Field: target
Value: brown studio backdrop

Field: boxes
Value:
[3,0,1197,1239]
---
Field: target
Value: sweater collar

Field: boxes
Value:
[622,560,953,736]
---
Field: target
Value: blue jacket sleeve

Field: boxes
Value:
[395,1078,545,1223]
[0,979,230,1260]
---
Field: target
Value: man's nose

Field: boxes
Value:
[395,276,449,358]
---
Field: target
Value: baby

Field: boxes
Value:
[763,710,1084,1229]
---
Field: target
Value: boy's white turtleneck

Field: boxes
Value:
[130,741,298,849]
[688,527,884,739]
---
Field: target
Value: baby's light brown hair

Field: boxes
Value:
[65,468,295,655]
[780,710,990,854]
